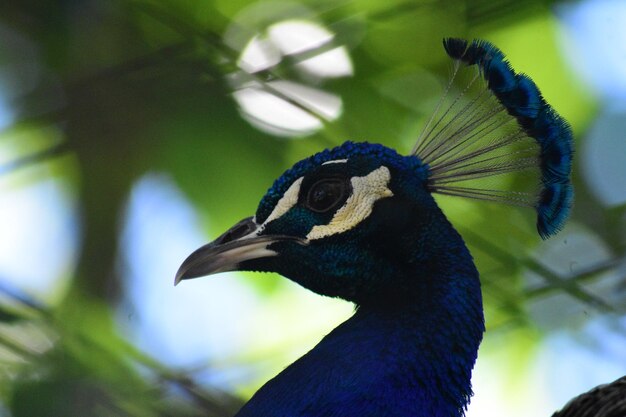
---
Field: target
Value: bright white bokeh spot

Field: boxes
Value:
[237,35,281,74]
[233,79,343,137]
[558,0,626,99]
[268,20,333,56]
[230,19,352,137]
[269,80,342,118]
[296,46,353,78]
[0,172,76,301]
[582,106,626,207]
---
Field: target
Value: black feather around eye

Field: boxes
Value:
[305,178,350,213]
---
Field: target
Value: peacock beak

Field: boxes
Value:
[174,216,305,285]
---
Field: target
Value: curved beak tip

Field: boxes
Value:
[174,262,194,285]
[174,270,185,286]
[173,256,210,286]
[172,216,305,287]
[173,217,264,287]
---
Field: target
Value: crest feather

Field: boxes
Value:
[413,38,573,239]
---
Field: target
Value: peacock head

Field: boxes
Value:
[176,38,574,308]
[175,142,460,305]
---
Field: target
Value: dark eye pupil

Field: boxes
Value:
[307,180,346,212]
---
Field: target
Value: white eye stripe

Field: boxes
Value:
[322,159,348,165]
[263,177,304,226]
[306,166,393,241]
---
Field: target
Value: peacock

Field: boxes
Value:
[175,38,625,417]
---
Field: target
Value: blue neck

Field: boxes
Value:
[236,267,484,417]
[238,193,484,417]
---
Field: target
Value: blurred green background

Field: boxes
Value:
[0,0,624,416]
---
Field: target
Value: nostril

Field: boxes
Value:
[225,224,251,241]
[215,217,257,244]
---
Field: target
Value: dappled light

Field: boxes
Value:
[228,17,352,137]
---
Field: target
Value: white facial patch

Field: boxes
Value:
[306,166,393,241]
[263,177,304,226]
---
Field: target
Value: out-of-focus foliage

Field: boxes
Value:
[0,0,624,416]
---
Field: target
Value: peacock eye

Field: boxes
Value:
[306,178,349,213]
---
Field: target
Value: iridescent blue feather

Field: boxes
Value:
[414,38,573,239]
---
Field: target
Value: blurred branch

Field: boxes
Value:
[0,281,49,358]
[118,336,243,415]
[0,332,37,358]
[67,41,196,91]
[157,372,243,416]
[0,143,70,176]
[0,41,199,137]
[523,258,614,312]
[466,0,551,28]
[0,279,243,416]
[0,280,47,312]
[463,229,615,313]
[525,257,625,299]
